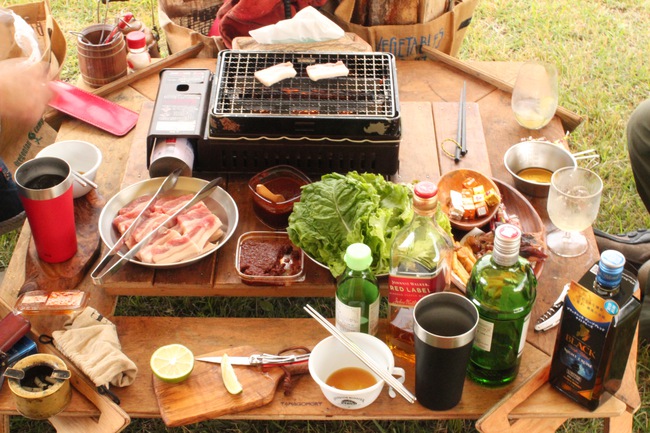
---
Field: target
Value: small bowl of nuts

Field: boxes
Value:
[437,169,501,231]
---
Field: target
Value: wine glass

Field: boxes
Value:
[546,167,603,257]
[511,61,559,130]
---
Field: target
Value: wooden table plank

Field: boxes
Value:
[110,317,554,421]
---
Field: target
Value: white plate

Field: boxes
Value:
[98,177,239,268]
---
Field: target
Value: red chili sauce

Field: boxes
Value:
[253,177,306,229]
[239,238,302,277]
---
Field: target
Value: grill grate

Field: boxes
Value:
[211,51,397,118]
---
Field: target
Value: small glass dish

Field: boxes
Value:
[235,231,305,285]
[14,290,89,315]
[248,165,311,230]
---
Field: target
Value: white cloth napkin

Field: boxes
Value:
[52,307,137,388]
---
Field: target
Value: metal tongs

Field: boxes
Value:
[91,171,221,284]
[534,283,570,332]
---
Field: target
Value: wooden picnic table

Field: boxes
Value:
[0,57,641,433]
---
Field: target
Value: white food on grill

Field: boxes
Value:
[254,62,297,87]
[306,61,349,81]
[113,194,224,264]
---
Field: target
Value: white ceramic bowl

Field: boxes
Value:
[309,332,405,410]
[36,140,102,198]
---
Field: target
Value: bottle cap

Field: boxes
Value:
[344,243,373,271]
[493,224,521,265]
[596,250,625,289]
[414,181,438,199]
[126,31,146,50]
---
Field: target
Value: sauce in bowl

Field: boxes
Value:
[517,167,553,184]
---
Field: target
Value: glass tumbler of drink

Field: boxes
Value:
[546,167,603,257]
[511,61,559,130]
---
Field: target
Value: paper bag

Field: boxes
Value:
[323,0,479,59]
[0,1,65,171]
[5,0,66,79]
[158,0,226,57]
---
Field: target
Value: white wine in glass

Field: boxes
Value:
[546,167,603,257]
[511,62,559,130]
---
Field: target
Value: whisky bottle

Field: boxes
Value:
[466,224,537,386]
[549,249,642,410]
[387,181,453,361]
[335,243,380,335]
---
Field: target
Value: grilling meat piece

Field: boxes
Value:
[254,62,297,87]
[113,194,224,264]
[306,61,349,81]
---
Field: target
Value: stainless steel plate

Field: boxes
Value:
[98,176,239,268]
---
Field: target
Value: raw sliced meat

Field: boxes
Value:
[112,193,225,264]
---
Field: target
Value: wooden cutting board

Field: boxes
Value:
[153,345,285,427]
[19,190,104,295]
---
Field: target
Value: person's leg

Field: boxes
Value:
[594,99,650,265]
[627,98,650,213]
[0,157,25,235]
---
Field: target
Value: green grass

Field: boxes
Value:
[2,0,650,431]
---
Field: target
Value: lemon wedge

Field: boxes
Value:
[150,344,194,383]
[221,353,243,395]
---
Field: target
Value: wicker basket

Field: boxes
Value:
[158,0,225,57]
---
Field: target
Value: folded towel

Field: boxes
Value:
[52,307,137,388]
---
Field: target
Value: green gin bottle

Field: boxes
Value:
[335,243,380,335]
[466,224,537,386]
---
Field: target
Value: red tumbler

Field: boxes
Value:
[14,157,77,263]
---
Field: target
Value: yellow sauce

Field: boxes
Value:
[517,167,553,184]
[326,367,377,390]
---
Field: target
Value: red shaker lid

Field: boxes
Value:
[126,31,146,50]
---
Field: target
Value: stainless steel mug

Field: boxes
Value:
[413,292,479,410]
[14,157,77,263]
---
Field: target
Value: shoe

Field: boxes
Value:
[593,228,650,267]
[0,158,25,236]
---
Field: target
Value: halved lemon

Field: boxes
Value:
[221,353,243,395]
[150,344,194,383]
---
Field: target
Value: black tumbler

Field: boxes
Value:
[413,292,479,410]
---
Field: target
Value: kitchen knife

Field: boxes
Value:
[196,353,310,367]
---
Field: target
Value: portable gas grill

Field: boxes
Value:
[147,50,401,176]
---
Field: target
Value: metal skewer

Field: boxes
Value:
[460,81,467,156]
[303,304,416,404]
[454,81,467,163]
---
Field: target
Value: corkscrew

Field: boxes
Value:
[534,283,570,332]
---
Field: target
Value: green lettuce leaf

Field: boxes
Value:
[287,172,413,277]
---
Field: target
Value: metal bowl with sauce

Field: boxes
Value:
[504,140,577,197]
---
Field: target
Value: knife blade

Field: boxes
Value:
[196,353,310,367]
[534,283,570,332]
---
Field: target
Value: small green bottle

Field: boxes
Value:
[466,224,537,386]
[335,243,380,335]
